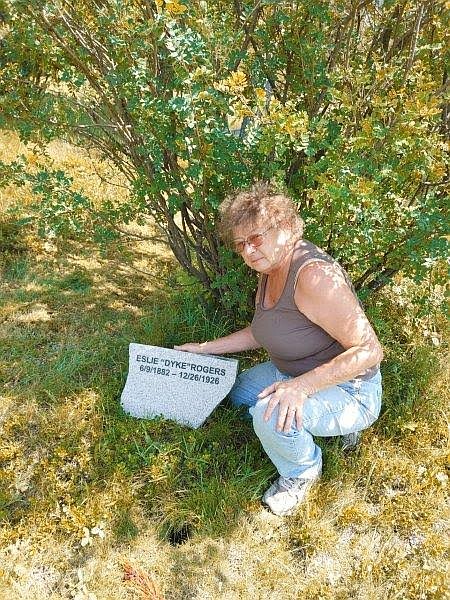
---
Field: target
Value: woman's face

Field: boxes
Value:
[232,220,293,274]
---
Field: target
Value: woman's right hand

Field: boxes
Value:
[174,342,209,354]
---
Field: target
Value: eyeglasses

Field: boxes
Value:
[232,226,273,253]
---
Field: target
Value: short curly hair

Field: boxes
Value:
[218,181,304,246]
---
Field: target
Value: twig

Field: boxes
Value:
[122,562,164,600]
[85,149,132,191]
[402,3,424,85]
[112,224,169,245]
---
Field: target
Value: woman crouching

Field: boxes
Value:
[175,181,383,516]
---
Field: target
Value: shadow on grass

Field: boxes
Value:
[0,234,445,549]
[0,237,273,545]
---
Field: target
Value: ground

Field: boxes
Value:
[0,131,448,600]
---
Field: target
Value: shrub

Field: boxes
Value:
[0,1,447,314]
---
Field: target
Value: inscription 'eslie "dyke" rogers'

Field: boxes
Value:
[136,354,226,376]
[121,343,239,428]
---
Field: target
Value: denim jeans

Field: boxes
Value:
[229,361,382,480]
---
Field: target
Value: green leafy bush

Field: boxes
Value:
[0,0,447,314]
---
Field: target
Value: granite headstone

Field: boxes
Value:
[120,343,239,428]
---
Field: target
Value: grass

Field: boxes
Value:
[0,131,449,599]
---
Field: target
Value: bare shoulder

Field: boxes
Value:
[294,258,381,354]
[295,260,349,298]
[294,259,369,351]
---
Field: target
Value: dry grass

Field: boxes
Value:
[0,130,129,213]
[0,130,449,600]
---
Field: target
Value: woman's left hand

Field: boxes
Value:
[258,380,310,433]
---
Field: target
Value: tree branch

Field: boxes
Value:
[402,3,425,84]
[230,1,264,71]
[365,268,399,292]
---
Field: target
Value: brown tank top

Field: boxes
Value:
[251,239,377,380]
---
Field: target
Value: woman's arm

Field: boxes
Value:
[174,326,261,355]
[260,261,383,432]
[293,261,383,393]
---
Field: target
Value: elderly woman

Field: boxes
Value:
[175,182,383,516]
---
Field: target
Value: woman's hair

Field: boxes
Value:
[218,181,304,246]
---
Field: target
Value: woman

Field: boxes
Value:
[175,182,383,516]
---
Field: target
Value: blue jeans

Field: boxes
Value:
[229,361,382,480]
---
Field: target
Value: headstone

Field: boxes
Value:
[120,343,239,428]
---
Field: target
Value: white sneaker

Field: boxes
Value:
[262,473,320,516]
[341,431,361,451]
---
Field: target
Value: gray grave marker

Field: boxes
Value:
[120,343,239,428]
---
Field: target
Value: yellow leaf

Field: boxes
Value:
[165,0,187,16]
[201,142,212,154]
[214,70,248,94]
[232,100,253,118]
[430,164,446,179]
[177,157,189,169]
[255,87,266,102]
[228,70,247,89]
[361,121,372,135]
